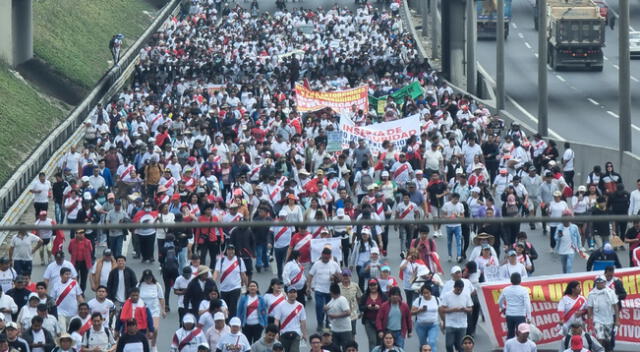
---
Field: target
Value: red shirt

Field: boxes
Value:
[289,232,312,264]
[68,238,93,269]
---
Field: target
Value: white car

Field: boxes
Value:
[631,31,640,58]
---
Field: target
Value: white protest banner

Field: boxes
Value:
[339,114,420,153]
[310,238,343,262]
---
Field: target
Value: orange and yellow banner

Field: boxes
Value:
[295,84,368,114]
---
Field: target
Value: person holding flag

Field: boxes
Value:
[68,303,92,337]
[213,244,247,319]
[170,313,208,352]
[132,201,159,263]
[116,288,154,341]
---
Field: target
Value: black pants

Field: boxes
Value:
[199,241,220,268]
[564,171,575,189]
[76,261,88,292]
[243,324,263,344]
[506,315,526,339]
[462,224,471,258]
[178,307,187,328]
[86,232,97,261]
[467,293,481,336]
[139,233,156,261]
[34,202,48,218]
[550,226,558,250]
[157,238,166,262]
[162,269,178,307]
[132,232,141,257]
[221,288,241,318]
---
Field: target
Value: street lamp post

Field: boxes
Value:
[538,0,548,136]
[466,0,477,95]
[496,0,505,109]
[620,0,631,152]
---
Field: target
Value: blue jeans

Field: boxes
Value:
[560,253,575,273]
[107,235,124,258]
[274,247,288,279]
[416,322,439,352]
[255,243,268,268]
[54,202,65,225]
[178,247,188,270]
[446,226,462,258]
[314,291,331,329]
[13,260,32,277]
[390,330,405,349]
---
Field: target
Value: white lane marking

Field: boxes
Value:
[534,53,539,58]
[632,76,639,82]
[588,98,600,106]
[506,96,565,141]
[613,64,620,70]
[525,42,532,49]
[512,22,518,29]
[556,75,566,82]
[518,32,524,39]
[604,56,609,61]
[607,111,619,118]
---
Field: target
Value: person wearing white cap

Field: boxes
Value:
[205,312,230,350]
[587,275,619,352]
[500,250,529,281]
[215,317,251,352]
[170,313,209,352]
[348,227,379,290]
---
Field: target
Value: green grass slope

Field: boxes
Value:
[0,64,64,184]
[33,0,157,88]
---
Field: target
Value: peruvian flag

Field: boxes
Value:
[133,210,159,224]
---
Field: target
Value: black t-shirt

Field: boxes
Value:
[427,181,447,207]
[115,332,149,352]
[8,338,29,352]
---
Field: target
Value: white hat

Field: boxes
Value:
[213,312,226,321]
[81,176,90,182]
[229,317,242,327]
[367,184,377,191]
[336,208,345,217]
[415,170,423,175]
[183,313,196,324]
[361,227,371,235]
[83,192,92,200]
[370,247,380,255]
[381,171,389,177]
[451,265,462,274]
[471,187,481,193]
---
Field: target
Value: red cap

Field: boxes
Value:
[171,194,180,201]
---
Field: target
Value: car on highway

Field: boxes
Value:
[631,31,640,58]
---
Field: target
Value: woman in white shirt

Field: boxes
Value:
[137,269,165,351]
[548,191,569,251]
[411,285,441,351]
[570,185,590,246]
[155,203,175,255]
[348,228,379,290]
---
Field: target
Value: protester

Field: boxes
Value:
[502,323,537,352]
[586,276,619,352]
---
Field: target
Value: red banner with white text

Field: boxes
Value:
[478,267,640,348]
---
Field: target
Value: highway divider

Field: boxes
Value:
[400,0,640,190]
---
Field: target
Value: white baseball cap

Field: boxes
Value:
[214,312,226,321]
[229,317,242,327]
[183,313,196,324]
[371,247,380,255]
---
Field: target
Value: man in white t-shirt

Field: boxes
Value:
[9,229,43,277]
[30,172,51,218]
[0,258,17,293]
[87,286,115,327]
[213,244,247,319]
[441,193,465,263]
[324,283,352,350]
[308,248,341,331]
[173,266,193,325]
[440,280,473,352]
[503,323,537,352]
[43,252,77,291]
[52,267,84,327]
[562,143,575,188]
[274,287,308,352]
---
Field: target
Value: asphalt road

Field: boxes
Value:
[477,0,640,154]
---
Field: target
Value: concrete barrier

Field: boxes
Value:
[401,1,640,191]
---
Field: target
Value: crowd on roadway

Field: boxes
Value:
[3,1,640,352]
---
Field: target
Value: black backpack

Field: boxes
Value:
[109,35,116,50]
[163,243,179,273]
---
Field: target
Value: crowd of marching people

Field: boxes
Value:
[3,1,639,352]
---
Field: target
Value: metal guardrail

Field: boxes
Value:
[0,0,183,246]
[7,215,640,232]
